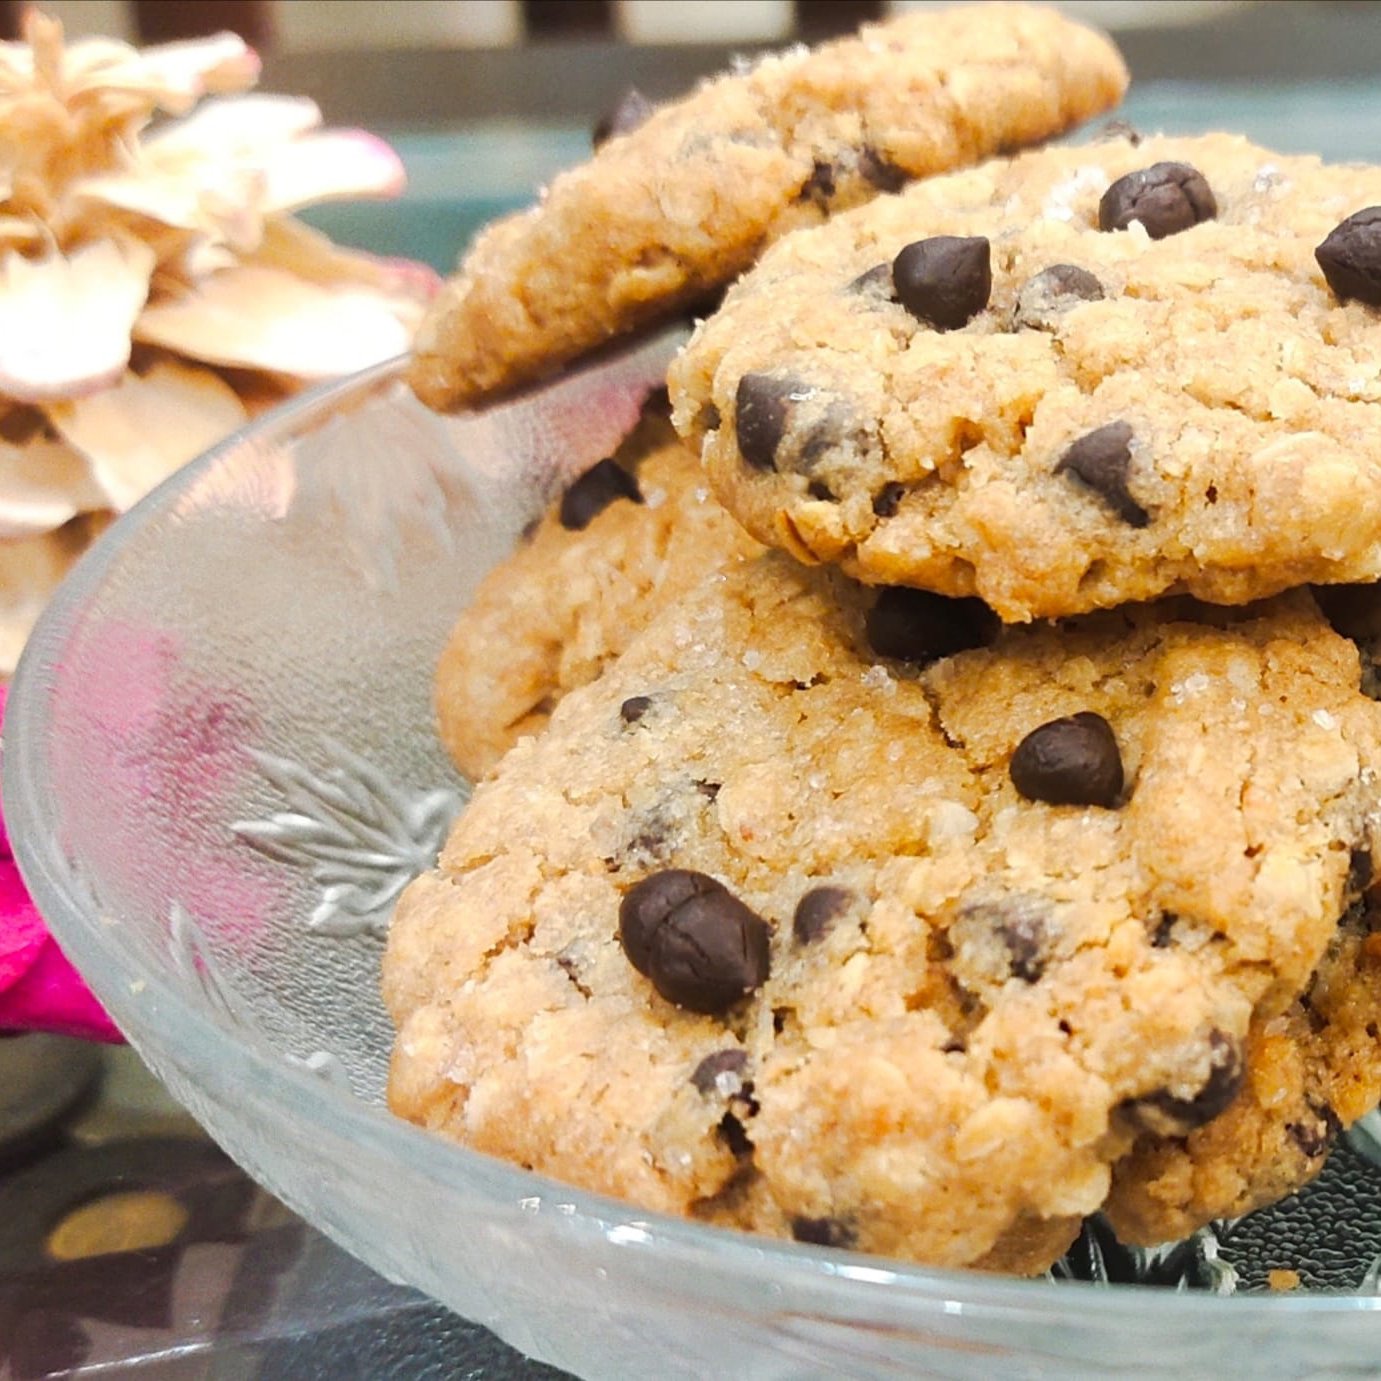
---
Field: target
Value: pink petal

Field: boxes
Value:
[0,937,123,1041]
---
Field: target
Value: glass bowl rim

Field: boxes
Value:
[6,356,1381,1333]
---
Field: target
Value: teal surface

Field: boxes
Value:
[299,81,1380,272]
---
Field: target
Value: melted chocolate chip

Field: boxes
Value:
[892,235,992,331]
[618,869,771,1014]
[1316,207,1381,307]
[848,263,894,296]
[1151,912,1177,948]
[790,1215,857,1249]
[559,459,642,531]
[1013,263,1105,331]
[997,910,1046,983]
[865,587,998,665]
[1350,845,1375,902]
[1122,1031,1244,1134]
[872,482,906,517]
[718,1110,754,1158]
[798,159,837,208]
[592,88,654,149]
[1056,420,1149,527]
[859,146,907,193]
[1287,1100,1341,1160]
[807,480,836,501]
[735,373,799,471]
[1009,711,1124,808]
[1098,162,1217,240]
[620,695,653,725]
[793,885,853,945]
[691,1048,749,1096]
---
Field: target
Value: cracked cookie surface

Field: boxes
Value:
[435,409,760,780]
[409,3,1126,411]
[385,554,1381,1271]
[670,133,1381,620]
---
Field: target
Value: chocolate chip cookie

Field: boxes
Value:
[385,554,1381,1271]
[409,4,1127,411]
[669,133,1381,620]
[435,409,760,779]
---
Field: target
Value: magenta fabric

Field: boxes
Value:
[0,685,122,1042]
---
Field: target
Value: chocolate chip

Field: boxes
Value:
[864,587,998,665]
[1287,1099,1341,1160]
[1055,420,1149,528]
[793,885,853,944]
[790,1215,857,1249]
[735,373,798,472]
[859,146,906,193]
[1151,912,1177,948]
[1009,711,1123,808]
[892,236,991,331]
[691,1048,749,1096]
[798,159,837,208]
[718,1110,754,1158]
[1013,263,1105,331]
[620,695,653,725]
[1098,162,1217,240]
[1316,208,1381,306]
[872,482,905,517]
[997,910,1046,982]
[559,459,642,531]
[807,480,836,501]
[618,869,771,1014]
[1121,1030,1244,1134]
[847,263,894,296]
[1350,844,1375,902]
[593,88,654,148]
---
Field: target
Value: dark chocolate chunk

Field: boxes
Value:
[593,88,654,149]
[1287,1100,1341,1161]
[1351,843,1375,901]
[559,458,642,531]
[1098,161,1217,240]
[718,1110,754,1158]
[620,695,653,725]
[1316,207,1381,307]
[892,235,991,331]
[872,482,905,517]
[1151,912,1177,948]
[997,910,1046,983]
[864,587,998,665]
[807,480,836,501]
[790,1215,857,1249]
[1055,420,1149,527]
[848,263,894,296]
[793,885,853,945]
[1009,711,1124,808]
[1013,263,1105,331]
[691,1048,749,1096]
[859,145,907,193]
[735,373,800,472]
[1122,1030,1244,1134]
[618,869,771,1014]
[798,159,837,208]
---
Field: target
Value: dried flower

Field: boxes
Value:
[0,11,436,670]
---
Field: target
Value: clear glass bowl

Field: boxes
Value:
[9,359,1381,1379]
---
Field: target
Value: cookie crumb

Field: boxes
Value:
[1267,1268,1301,1292]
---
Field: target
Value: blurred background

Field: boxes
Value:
[16,0,1381,274]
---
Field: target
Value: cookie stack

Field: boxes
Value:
[384,5,1381,1275]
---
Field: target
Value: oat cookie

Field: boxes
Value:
[385,554,1381,1271]
[670,133,1381,620]
[435,410,760,779]
[409,4,1127,411]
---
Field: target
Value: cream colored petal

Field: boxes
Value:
[260,130,405,213]
[48,358,247,511]
[0,239,155,401]
[0,433,104,537]
[0,513,110,677]
[73,162,262,244]
[255,216,438,304]
[64,32,259,111]
[146,93,321,162]
[0,216,39,248]
[135,265,413,378]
